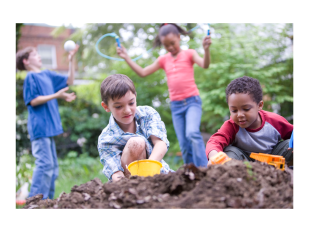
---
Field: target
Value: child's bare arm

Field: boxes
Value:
[30,87,76,106]
[148,135,167,161]
[67,44,80,85]
[116,45,160,77]
[192,35,212,69]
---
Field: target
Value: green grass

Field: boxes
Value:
[54,153,109,198]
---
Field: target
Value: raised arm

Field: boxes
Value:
[66,44,80,85]
[117,45,160,77]
[192,35,212,69]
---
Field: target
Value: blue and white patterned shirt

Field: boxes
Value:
[98,106,173,180]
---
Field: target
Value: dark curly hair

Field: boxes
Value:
[225,76,263,104]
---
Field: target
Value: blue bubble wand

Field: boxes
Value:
[96,23,210,61]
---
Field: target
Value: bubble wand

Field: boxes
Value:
[115,35,121,48]
[96,23,211,61]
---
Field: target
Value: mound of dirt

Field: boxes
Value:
[23,160,293,209]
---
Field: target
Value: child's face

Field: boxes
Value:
[101,91,137,129]
[160,33,181,56]
[24,49,42,69]
[227,93,264,130]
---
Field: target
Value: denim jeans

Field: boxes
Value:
[28,137,59,200]
[170,96,208,167]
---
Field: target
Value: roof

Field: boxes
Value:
[23,23,76,29]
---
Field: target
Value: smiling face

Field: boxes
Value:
[101,90,137,131]
[228,93,264,130]
[160,33,181,56]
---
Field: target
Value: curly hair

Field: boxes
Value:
[225,76,263,104]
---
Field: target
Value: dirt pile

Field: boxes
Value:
[23,160,293,209]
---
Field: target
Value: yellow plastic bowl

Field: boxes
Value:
[127,159,162,177]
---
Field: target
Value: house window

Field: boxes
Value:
[37,45,57,69]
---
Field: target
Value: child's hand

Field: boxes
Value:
[116,44,128,59]
[207,150,218,167]
[112,171,125,182]
[68,44,80,61]
[56,87,76,102]
[202,35,212,51]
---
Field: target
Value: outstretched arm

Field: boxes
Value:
[30,87,76,107]
[116,45,160,77]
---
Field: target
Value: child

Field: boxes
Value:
[116,23,212,167]
[16,44,79,199]
[206,76,293,165]
[97,74,173,182]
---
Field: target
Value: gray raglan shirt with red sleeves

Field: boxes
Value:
[205,110,293,159]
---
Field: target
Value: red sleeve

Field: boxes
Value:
[263,111,293,140]
[205,120,239,159]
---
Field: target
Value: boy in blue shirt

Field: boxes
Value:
[98,74,173,182]
[16,44,79,199]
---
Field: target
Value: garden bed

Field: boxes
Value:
[23,160,293,209]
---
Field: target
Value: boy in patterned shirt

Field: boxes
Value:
[98,74,173,182]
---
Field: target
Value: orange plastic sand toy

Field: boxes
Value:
[210,152,232,165]
[250,152,285,171]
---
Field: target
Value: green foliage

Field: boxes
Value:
[16,23,293,166]
[244,161,256,181]
[50,25,67,38]
[16,154,34,192]
[54,153,108,198]
[193,23,293,132]
[16,71,31,163]
[15,152,108,200]
[16,23,24,50]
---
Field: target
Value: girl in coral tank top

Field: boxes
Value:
[116,23,212,167]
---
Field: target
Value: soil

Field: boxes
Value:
[23,160,293,209]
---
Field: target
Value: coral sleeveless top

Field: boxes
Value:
[158,49,199,101]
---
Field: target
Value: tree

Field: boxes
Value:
[66,23,293,134]
[16,23,293,160]
[16,23,24,51]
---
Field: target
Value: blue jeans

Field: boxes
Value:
[170,96,208,167]
[29,137,59,200]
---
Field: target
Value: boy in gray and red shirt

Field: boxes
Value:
[206,76,293,165]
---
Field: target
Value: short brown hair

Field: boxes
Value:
[100,74,136,104]
[16,46,35,71]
